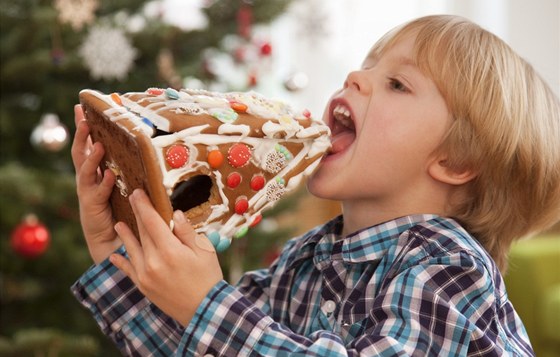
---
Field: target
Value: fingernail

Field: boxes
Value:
[173,210,186,223]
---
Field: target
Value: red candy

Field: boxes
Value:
[303,109,311,118]
[165,144,189,168]
[226,172,242,189]
[250,174,265,191]
[235,196,249,215]
[147,88,164,95]
[250,214,262,227]
[228,143,251,167]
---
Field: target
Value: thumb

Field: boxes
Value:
[172,210,196,245]
[172,211,216,254]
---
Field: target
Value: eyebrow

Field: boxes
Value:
[395,56,417,68]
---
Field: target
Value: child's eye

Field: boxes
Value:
[389,78,409,93]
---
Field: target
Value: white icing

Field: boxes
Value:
[217,123,251,136]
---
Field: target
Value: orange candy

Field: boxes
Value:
[230,101,248,113]
[207,150,224,169]
[111,93,123,106]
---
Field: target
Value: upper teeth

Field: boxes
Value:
[333,104,354,129]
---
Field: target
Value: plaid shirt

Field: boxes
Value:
[72,215,534,356]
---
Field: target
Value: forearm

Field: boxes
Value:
[71,246,183,355]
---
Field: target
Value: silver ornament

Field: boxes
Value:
[31,113,69,152]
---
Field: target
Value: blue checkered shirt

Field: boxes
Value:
[72,215,534,356]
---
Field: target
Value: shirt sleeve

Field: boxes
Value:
[71,246,184,356]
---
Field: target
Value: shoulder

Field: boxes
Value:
[379,217,501,312]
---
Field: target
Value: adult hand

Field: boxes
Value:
[71,105,121,264]
[110,189,223,327]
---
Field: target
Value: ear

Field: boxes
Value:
[427,156,477,186]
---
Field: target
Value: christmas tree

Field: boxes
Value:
[0,0,293,355]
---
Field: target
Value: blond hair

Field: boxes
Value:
[372,15,560,272]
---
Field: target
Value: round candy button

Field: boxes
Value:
[250,174,265,191]
[226,172,242,189]
[207,150,224,169]
[235,196,249,215]
[165,145,189,168]
[228,143,251,168]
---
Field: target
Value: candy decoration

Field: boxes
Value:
[250,214,262,227]
[234,226,249,239]
[11,214,51,259]
[216,239,231,253]
[228,143,252,167]
[235,196,249,215]
[275,144,293,160]
[207,231,221,247]
[209,108,238,123]
[265,151,286,174]
[165,87,180,100]
[207,150,224,169]
[230,101,248,113]
[226,172,242,189]
[250,174,265,191]
[110,93,123,106]
[147,88,164,96]
[303,109,312,118]
[266,178,286,202]
[165,144,189,168]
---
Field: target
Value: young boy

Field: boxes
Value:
[71,15,560,356]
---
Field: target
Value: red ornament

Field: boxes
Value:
[228,143,252,167]
[11,215,50,259]
[237,5,253,39]
[235,196,249,215]
[250,174,265,191]
[248,72,258,87]
[166,144,189,168]
[227,172,242,189]
[260,42,272,56]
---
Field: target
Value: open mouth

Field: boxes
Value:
[329,101,356,155]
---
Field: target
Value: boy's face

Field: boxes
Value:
[308,33,452,220]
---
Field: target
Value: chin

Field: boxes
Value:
[306,170,339,201]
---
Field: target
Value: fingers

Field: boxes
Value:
[71,116,91,170]
[129,189,172,252]
[129,190,211,254]
[172,211,216,254]
[74,104,85,126]
[112,222,143,281]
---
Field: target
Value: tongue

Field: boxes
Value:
[330,131,356,154]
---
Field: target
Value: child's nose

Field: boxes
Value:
[344,70,371,94]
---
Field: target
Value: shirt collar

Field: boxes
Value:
[287,214,439,270]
